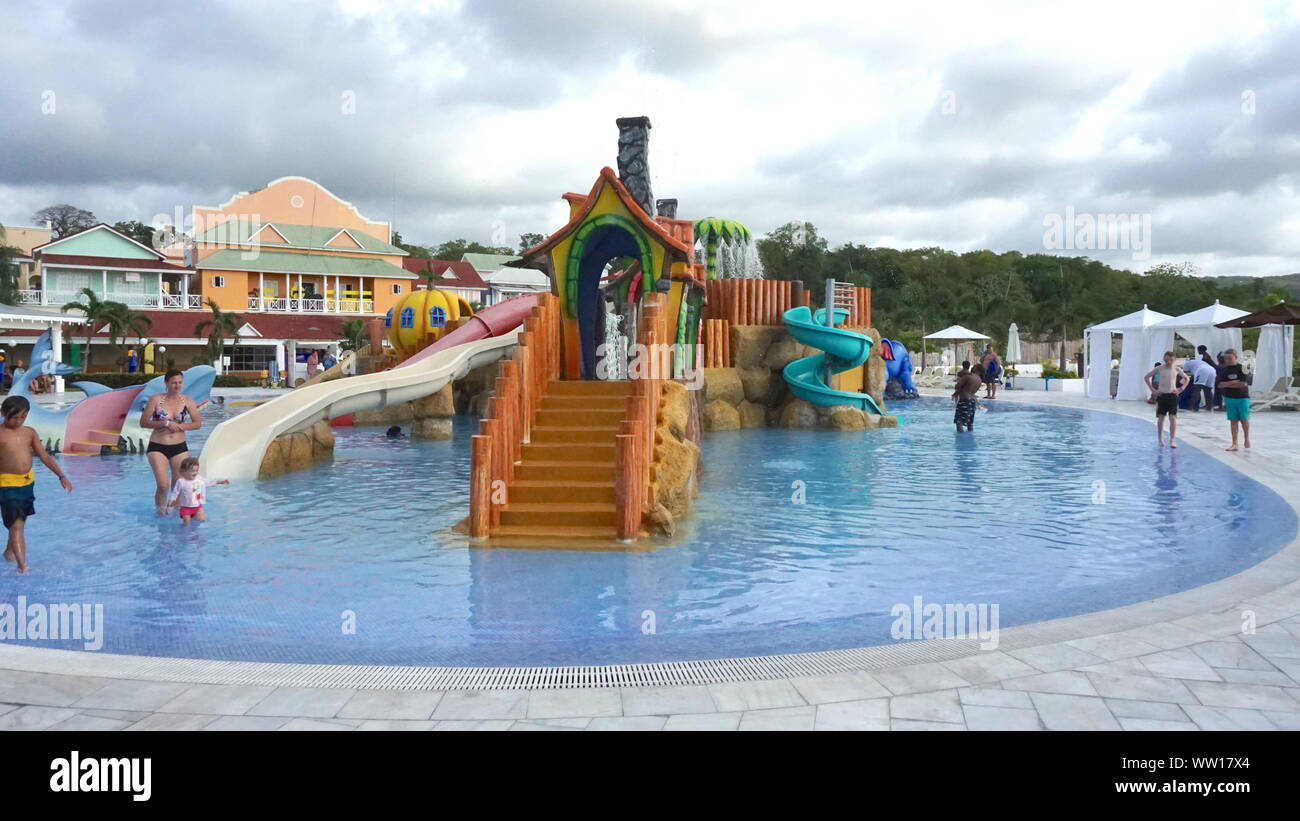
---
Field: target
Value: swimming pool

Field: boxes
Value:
[0,398,1293,667]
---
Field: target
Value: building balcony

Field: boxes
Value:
[245,296,374,314]
[20,289,202,310]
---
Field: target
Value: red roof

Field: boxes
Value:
[38,253,188,271]
[401,259,487,290]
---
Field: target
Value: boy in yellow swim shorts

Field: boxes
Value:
[0,396,73,573]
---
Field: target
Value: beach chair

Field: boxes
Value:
[1250,377,1300,411]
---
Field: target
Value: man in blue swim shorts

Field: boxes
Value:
[1216,349,1251,451]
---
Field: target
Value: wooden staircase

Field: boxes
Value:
[64,429,122,455]
[491,379,631,543]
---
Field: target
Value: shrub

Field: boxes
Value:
[1040,362,1074,380]
[214,375,252,387]
[64,372,153,388]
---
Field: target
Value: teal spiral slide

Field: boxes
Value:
[782,305,884,414]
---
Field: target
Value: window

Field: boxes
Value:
[391,283,402,295]
[429,306,446,327]
[212,275,226,288]
[399,307,415,328]
[384,308,393,328]
[221,345,278,373]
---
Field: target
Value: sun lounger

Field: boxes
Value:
[1250,377,1300,411]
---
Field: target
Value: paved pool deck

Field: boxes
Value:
[2,389,1298,731]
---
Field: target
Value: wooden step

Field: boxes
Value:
[509,480,615,504]
[64,442,104,455]
[499,503,617,528]
[521,442,614,463]
[539,395,628,411]
[513,461,615,482]
[546,380,633,397]
[85,429,121,445]
[528,425,620,444]
[487,525,623,544]
[534,408,625,427]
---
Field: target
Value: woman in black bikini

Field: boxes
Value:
[141,369,202,515]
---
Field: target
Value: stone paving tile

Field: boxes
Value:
[71,680,191,712]
[790,670,890,704]
[586,716,666,731]
[1214,668,1296,686]
[1067,633,1165,661]
[0,672,108,708]
[1138,648,1223,681]
[516,717,590,729]
[891,719,964,731]
[1001,671,1097,696]
[1007,643,1106,673]
[1104,699,1189,722]
[47,713,131,731]
[941,651,1038,685]
[871,662,970,695]
[0,706,78,730]
[81,708,150,723]
[958,687,1034,709]
[890,690,963,724]
[1241,629,1300,660]
[432,691,528,720]
[1181,705,1277,731]
[1185,681,1300,712]
[510,721,583,731]
[1086,673,1198,704]
[620,685,716,716]
[247,687,356,718]
[1076,658,1149,677]
[1029,693,1120,731]
[431,720,516,731]
[354,720,438,731]
[962,705,1042,731]
[203,715,291,731]
[336,690,443,721]
[1122,621,1212,651]
[1269,657,1300,684]
[125,713,219,731]
[738,706,816,731]
[157,684,275,716]
[1190,639,1276,670]
[278,718,358,731]
[814,699,889,731]
[663,712,742,731]
[708,679,805,712]
[1118,717,1199,731]
[1262,711,1300,730]
[527,689,620,719]
[0,703,16,717]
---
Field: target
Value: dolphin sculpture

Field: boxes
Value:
[9,330,216,454]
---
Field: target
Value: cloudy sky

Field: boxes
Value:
[3,0,1299,276]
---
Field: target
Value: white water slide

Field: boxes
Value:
[201,296,537,481]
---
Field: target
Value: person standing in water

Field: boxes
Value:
[1143,352,1189,448]
[140,369,202,515]
[952,361,982,433]
[0,396,72,573]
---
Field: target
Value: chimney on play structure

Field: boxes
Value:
[615,116,655,217]
[655,198,678,219]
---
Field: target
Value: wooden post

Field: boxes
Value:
[469,434,491,538]
[615,431,639,542]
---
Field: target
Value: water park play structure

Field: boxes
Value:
[194,116,922,544]
[11,330,216,455]
[880,338,919,399]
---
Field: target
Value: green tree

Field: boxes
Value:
[518,232,546,253]
[433,238,514,259]
[60,287,117,369]
[32,204,97,239]
[112,220,157,249]
[101,303,153,355]
[339,318,368,353]
[193,298,242,365]
[391,231,431,259]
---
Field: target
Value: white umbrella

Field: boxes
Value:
[924,325,990,372]
[1006,322,1022,363]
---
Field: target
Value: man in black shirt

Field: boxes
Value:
[1216,348,1251,451]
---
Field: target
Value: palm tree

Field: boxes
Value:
[101,302,153,358]
[60,287,113,369]
[339,318,367,353]
[0,224,23,305]
[194,298,242,366]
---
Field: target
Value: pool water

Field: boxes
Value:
[0,398,1293,667]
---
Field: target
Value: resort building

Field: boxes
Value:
[400,258,488,304]
[3,224,52,290]
[5,177,415,381]
[465,252,551,305]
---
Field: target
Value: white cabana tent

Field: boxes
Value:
[924,325,990,372]
[1254,324,1295,395]
[1150,299,1248,362]
[1084,305,1172,400]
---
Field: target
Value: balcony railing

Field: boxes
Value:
[246,296,374,313]
[22,289,200,310]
